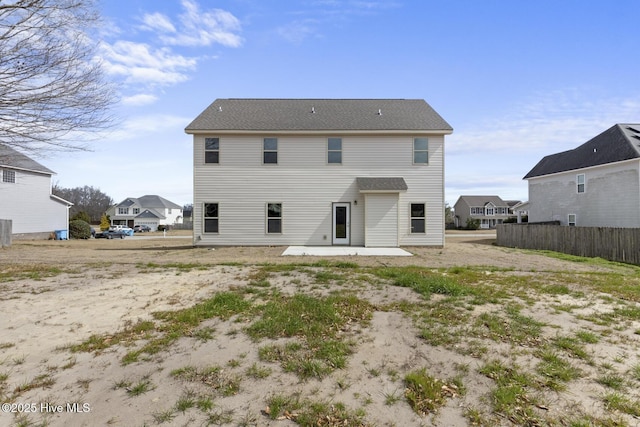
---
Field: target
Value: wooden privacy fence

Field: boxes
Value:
[496,224,640,265]
[0,219,11,247]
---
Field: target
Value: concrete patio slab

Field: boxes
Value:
[282,246,413,257]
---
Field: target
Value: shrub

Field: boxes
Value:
[99,214,110,231]
[69,219,92,239]
[71,211,91,224]
[465,218,480,230]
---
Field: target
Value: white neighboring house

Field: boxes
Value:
[524,124,640,227]
[107,195,183,231]
[0,144,72,238]
[185,98,453,247]
[453,195,515,229]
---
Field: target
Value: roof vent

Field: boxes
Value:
[311,107,315,114]
[377,109,382,115]
[218,106,222,112]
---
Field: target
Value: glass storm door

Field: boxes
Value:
[332,203,350,245]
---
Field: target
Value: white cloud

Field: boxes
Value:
[448,89,640,157]
[100,40,197,86]
[141,0,243,48]
[121,94,158,106]
[141,12,176,33]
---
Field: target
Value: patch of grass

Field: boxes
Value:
[474,305,544,346]
[603,392,640,417]
[264,393,368,426]
[127,377,154,396]
[535,349,582,390]
[140,262,208,272]
[0,264,67,282]
[152,409,175,424]
[552,335,591,361]
[248,293,371,379]
[575,330,600,344]
[479,360,541,425]
[13,374,55,395]
[373,266,470,298]
[175,392,196,412]
[171,365,240,396]
[246,363,272,379]
[404,368,458,416]
[68,320,155,353]
[597,373,626,390]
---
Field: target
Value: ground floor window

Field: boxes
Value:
[267,203,282,233]
[410,203,425,233]
[204,203,219,233]
[568,214,576,226]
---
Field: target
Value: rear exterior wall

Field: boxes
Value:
[193,134,445,246]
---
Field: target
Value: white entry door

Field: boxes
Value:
[332,203,350,245]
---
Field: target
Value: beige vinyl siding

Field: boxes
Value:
[364,194,398,247]
[194,134,446,246]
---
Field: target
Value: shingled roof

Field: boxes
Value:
[185,99,452,133]
[524,124,640,179]
[0,144,55,175]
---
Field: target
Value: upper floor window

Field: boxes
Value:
[204,203,219,233]
[577,174,585,193]
[205,138,219,164]
[410,203,425,233]
[2,170,15,183]
[118,207,128,215]
[133,208,140,215]
[413,138,428,164]
[485,206,494,216]
[267,203,282,233]
[263,138,278,164]
[328,138,342,164]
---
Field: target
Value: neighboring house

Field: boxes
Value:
[107,195,183,230]
[0,144,72,238]
[185,98,453,247]
[524,124,640,227]
[454,195,516,229]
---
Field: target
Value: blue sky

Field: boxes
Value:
[44,0,640,207]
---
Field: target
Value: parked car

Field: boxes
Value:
[109,225,134,236]
[134,225,151,232]
[95,229,127,239]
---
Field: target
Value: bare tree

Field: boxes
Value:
[0,0,116,154]
[52,183,113,222]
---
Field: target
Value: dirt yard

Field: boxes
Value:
[1,232,640,426]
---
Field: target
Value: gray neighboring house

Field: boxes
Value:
[0,144,72,238]
[185,98,453,247]
[454,195,515,229]
[107,195,183,230]
[524,124,640,227]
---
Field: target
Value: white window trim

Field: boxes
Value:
[203,202,219,234]
[204,137,220,164]
[568,214,577,226]
[410,203,426,234]
[266,202,282,234]
[327,137,342,165]
[577,174,585,194]
[2,169,16,184]
[412,137,429,165]
[263,138,278,165]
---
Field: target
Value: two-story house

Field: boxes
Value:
[454,195,514,229]
[107,195,183,230]
[185,99,453,247]
[524,124,640,227]
[0,144,72,238]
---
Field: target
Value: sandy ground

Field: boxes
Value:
[1,231,639,426]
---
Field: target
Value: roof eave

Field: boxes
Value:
[185,129,453,136]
